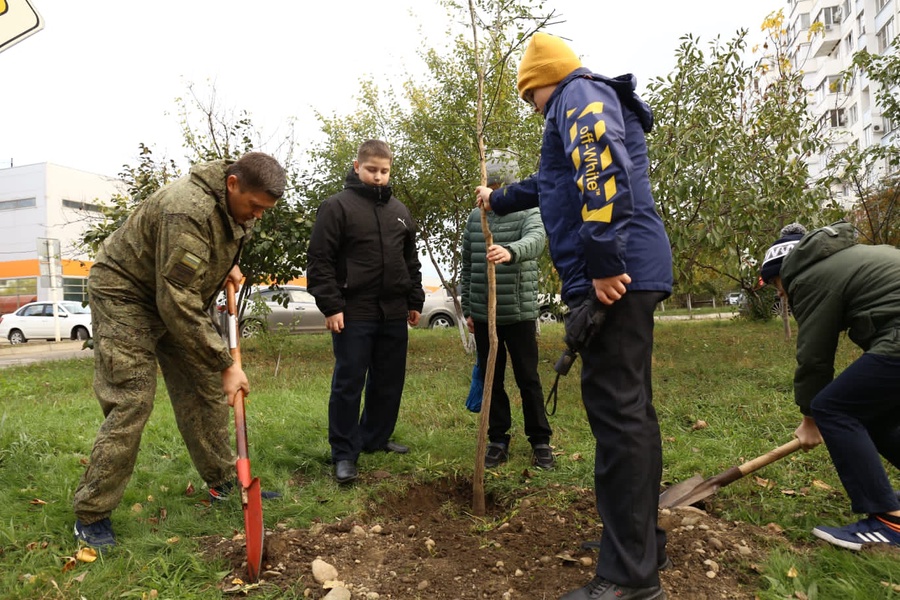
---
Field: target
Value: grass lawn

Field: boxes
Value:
[0,318,897,598]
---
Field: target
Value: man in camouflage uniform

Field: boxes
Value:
[73,152,285,552]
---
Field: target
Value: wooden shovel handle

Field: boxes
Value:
[737,438,802,476]
[225,281,251,467]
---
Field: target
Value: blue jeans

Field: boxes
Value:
[328,319,409,463]
[811,352,900,515]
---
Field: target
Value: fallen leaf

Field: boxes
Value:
[555,553,578,563]
[754,476,773,488]
[73,572,87,583]
[811,479,833,491]
[231,577,245,585]
[132,503,143,513]
[766,522,784,534]
[29,498,48,505]
[62,557,77,573]
[786,566,799,578]
[781,489,797,496]
[76,548,97,563]
[185,482,195,496]
[223,582,260,594]
[691,419,709,430]
[166,536,180,544]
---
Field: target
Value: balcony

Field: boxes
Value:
[809,23,841,57]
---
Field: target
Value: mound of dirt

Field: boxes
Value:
[200,474,791,599]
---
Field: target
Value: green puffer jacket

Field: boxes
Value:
[781,221,900,415]
[461,207,546,325]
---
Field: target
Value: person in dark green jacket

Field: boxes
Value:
[761,220,900,551]
[73,153,286,553]
[461,163,553,470]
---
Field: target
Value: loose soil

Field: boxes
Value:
[199,472,800,599]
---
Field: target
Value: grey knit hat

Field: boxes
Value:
[485,151,517,187]
[760,223,807,283]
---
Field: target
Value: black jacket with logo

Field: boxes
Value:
[307,169,425,320]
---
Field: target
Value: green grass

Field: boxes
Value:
[656,304,740,316]
[0,319,898,598]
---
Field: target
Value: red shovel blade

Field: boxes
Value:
[242,476,264,582]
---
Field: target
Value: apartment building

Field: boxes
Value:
[786,0,898,200]
[0,163,122,313]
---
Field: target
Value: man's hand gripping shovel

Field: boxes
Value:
[225,281,264,582]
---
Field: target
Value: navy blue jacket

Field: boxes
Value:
[491,68,673,304]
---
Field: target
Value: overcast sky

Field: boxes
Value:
[1,0,784,178]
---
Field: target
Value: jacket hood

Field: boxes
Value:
[189,160,230,201]
[552,68,654,133]
[781,221,857,290]
[343,167,393,203]
[188,159,252,234]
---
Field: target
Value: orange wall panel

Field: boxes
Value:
[0,259,93,278]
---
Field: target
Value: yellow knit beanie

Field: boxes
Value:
[517,33,582,98]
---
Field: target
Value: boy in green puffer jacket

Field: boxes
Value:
[461,160,554,470]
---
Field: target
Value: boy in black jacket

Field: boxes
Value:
[307,140,425,484]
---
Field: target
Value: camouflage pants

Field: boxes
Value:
[73,293,234,524]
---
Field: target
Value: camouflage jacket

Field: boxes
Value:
[89,160,251,372]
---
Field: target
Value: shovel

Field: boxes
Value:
[225,281,264,582]
[659,438,802,509]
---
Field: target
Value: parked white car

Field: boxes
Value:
[0,301,92,344]
[724,292,745,306]
[417,286,460,329]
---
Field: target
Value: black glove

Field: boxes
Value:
[564,295,607,352]
[553,295,607,376]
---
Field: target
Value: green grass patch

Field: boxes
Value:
[0,320,896,598]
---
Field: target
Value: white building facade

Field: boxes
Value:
[0,163,122,312]
[786,0,898,200]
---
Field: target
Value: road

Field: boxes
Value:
[0,340,93,369]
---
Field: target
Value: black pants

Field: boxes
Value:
[811,352,900,515]
[328,319,408,463]
[579,291,666,588]
[473,319,552,447]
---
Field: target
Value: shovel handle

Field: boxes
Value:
[225,282,251,470]
[737,438,802,476]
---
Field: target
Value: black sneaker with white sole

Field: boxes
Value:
[531,444,556,470]
[484,442,509,468]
